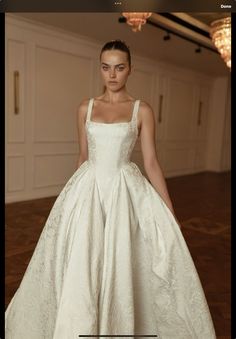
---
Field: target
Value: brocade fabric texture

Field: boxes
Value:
[5,98,216,339]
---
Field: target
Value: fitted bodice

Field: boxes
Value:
[85,98,140,177]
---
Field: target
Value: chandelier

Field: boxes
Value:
[210,16,231,69]
[122,12,152,32]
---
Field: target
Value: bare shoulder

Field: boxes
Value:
[77,97,91,121]
[77,97,91,112]
[138,100,155,122]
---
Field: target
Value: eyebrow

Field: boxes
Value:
[101,63,126,66]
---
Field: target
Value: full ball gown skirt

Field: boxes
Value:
[5,98,216,339]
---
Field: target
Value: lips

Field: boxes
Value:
[109,81,118,84]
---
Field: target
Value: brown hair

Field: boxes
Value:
[100,39,131,68]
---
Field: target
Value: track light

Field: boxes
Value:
[163,31,171,41]
[195,45,202,53]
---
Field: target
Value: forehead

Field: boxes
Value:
[100,50,128,64]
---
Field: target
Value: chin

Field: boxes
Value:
[108,85,121,91]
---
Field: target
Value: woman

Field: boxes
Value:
[5,39,216,338]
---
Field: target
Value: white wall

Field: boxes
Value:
[205,76,231,171]
[5,15,231,203]
[220,76,231,171]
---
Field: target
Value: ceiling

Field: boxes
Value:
[8,12,231,77]
[188,12,231,25]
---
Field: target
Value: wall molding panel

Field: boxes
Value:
[6,155,25,193]
[5,15,231,202]
[33,153,78,188]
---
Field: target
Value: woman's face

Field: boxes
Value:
[100,49,131,91]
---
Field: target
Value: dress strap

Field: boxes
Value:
[86,98,94,122]
[131,99,140,122]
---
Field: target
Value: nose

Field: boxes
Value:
[109,69,116,78]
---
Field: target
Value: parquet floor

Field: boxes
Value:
[5,171,231,338]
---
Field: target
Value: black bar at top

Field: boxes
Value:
[0,0,236,13]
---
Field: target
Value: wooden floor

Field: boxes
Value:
[5,171,231,338]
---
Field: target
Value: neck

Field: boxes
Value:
[103,86,130,103]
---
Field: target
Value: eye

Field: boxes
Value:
[102,66,109,70]
[118,67,125,71]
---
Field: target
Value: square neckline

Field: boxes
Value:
[87,98,138,126]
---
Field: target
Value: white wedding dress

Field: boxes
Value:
[5,98,216,338]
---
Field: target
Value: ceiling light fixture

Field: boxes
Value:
[122,12,152,32]
[210,16,231,69]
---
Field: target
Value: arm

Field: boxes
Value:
[76,99,89,168]
[139,101,182,229]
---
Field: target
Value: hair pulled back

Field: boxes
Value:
[100,39,131,68]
